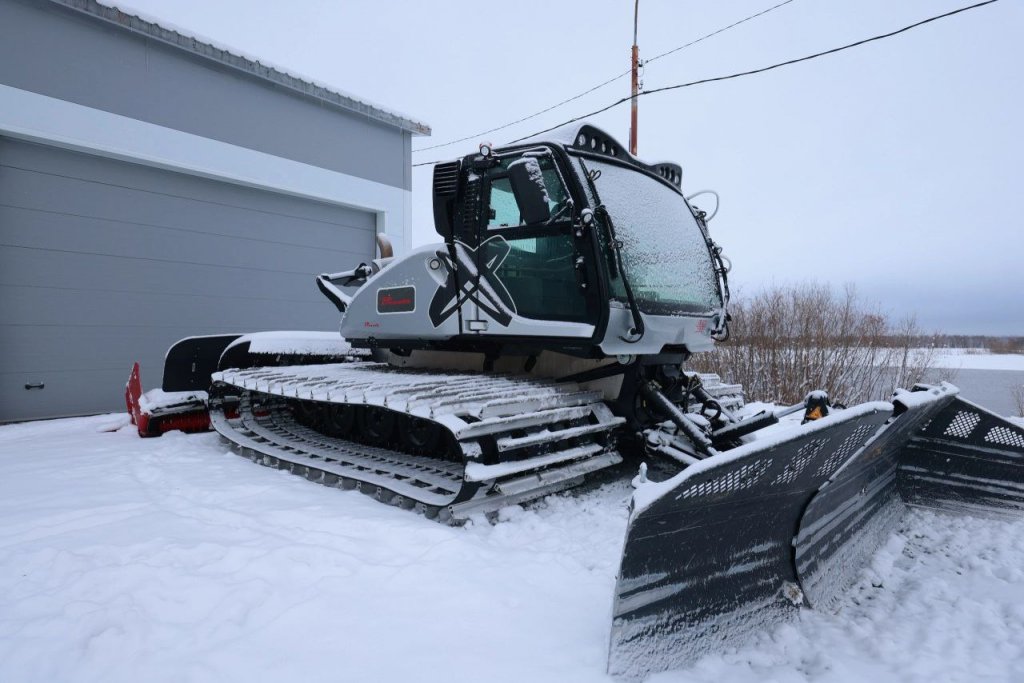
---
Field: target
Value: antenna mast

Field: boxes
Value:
[629,0,640,155]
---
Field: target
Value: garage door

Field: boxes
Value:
[0,137,376,421]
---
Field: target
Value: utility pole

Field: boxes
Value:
[629,0,640,156]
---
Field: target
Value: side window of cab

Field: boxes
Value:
[479,152,590,323]
[486,155,570,229]
[487,177,520,228]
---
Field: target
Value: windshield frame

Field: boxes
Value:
[568,150,724,317]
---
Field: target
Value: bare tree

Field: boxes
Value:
[1013,384,1024,419]
[693,283,940,405]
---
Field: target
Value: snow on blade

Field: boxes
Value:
[630,401,892,517]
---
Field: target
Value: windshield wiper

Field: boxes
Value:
[595,205,645,343]
[544,199,574,226]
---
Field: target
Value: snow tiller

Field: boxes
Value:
[152,124,1024,679]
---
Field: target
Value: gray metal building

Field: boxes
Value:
[0,0,429,422]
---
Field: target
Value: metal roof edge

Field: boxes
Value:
[48,0,432,136]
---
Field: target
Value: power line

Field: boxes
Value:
[506,0,1000,145]
[643,0,794,66]
[411,0,797,154]
[412,0,999,167]
[411,72,625,154]
[420,0,1001,165]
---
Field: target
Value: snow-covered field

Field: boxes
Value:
[925,350,1024,416]
[930,350,1024,372]
[4,414,1024,682]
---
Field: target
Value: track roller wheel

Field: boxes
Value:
[322,404,357,437]
[437,432,464,464]
[359,406,397,446]
[399,414,442,454]
[290,400,321,427]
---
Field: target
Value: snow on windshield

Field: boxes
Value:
[589,160,720,314]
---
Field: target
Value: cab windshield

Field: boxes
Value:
[586,158,721,315]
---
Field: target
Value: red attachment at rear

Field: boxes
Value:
[125,362,144,428]
[150,411,211,435]
[125,362,210,437]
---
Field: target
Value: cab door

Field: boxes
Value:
[459,150,597,339]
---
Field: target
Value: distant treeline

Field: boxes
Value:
[920,336,1024,354]
[775,333,1024,352]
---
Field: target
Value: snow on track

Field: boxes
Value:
[3,415,1024,682]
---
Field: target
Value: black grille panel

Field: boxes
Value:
[432,161,460,196]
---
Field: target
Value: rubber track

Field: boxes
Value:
[210,362,626,520]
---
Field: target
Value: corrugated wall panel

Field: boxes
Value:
[0,137,375,421]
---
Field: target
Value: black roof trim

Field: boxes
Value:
[568,125,683,190]
[487,123,684,193]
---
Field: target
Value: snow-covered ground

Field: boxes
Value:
[930,349,1024,372]
[925,350,1024,417]
[4,414,1024,682]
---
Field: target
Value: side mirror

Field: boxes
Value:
[507,157,551,225]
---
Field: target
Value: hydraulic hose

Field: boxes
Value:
[640,380,718,458]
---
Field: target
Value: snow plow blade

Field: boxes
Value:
[899,394,1024,517]
[609,384,1024,679]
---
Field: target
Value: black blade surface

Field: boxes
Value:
[794,386,956,609]
[608,403,892,680]
[900,395,1024,516]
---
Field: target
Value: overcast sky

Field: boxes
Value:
[116,0,1022,335]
